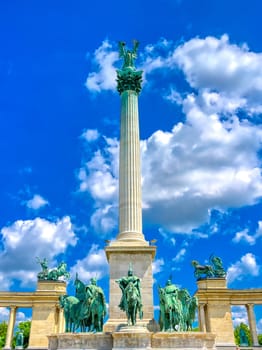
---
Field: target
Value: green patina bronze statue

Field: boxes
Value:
[59,274,106,333]
[158,277,198,332]
[36,257,70,281]
[118,40,139,70]
[15,332,24,349]
[192,254,226,280]
[116,263,143,326]
[116,40,143,95]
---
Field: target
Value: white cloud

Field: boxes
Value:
[231,305,248,327]
[257,318,262,334]
[0,216,77,289]
[172,248,186,263]
[0,307,9,321]
[25,194,49,210]
[152,258,165,275]
[85,40,118,93]
[172,35,262,104]
[141,110,262,232]
[77,136,119,235]
[227,253,260,285]
[232,223,262,245]
[81,129,100,142]
[70,244,108,282]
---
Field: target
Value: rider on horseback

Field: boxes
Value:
[164,278,179,309]
[86,277,106,314]
[116,263,142,312]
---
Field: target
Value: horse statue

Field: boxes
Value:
[210,255,226,278]
[124,281,142,326]
[59,295,82,332]
[178,288,192,331]
[47,261,70,281]
[191,260,214,279]
[185,296,198,330]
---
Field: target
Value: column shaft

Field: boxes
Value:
[246,304,259,346]
[198,304,207,332]
[118,90,145,242]
[4,306,17,350]
[58,308,65,333]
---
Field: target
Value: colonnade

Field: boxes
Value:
[196,278,262,347]
[2,303,65,349]
[0,281,66,349]
[199,303,259,346]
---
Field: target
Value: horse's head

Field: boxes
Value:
[191,260,198,267]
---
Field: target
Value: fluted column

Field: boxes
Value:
[118,90,144,241]
[246,303,259,346]
[114,58,147,244]
[4,306,17,350]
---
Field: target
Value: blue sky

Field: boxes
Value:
[0,0,262,332]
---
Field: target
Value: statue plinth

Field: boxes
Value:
[197,277,227,289]
[104,245,156,332]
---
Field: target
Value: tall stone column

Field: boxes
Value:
[104,41,156,332]
[117,89,144,242]
[4,305,17,350]
[246,303,259,346]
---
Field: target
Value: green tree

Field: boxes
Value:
[0,322,8,349]
[258,334,262,345]
[12,321,31,349]
[234,323,252,346]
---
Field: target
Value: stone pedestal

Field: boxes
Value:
[29,281,66,349]
[151,332,216,350]
[104,245,156,332]
[112,326,152,350]
[196,279,235,347]
[48,333,113,350]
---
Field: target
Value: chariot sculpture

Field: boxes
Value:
[192,254,226,280]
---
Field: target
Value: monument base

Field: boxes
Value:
[48,333,113,350]
[48,331,217,350]
[152,332,216,350]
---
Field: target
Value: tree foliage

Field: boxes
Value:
[234,323,252,346]
[0,322,8,349]
[258,334,262,345]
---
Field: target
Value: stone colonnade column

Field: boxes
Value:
[58,307,65,333]
[4,305,17,350]
[198,303,207,332]
[246,303,259,346]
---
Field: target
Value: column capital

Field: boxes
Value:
[116,68,143,94]
[9,305,17,309]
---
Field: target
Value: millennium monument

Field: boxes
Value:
[2,41,262,350]
[104,40,156,333]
